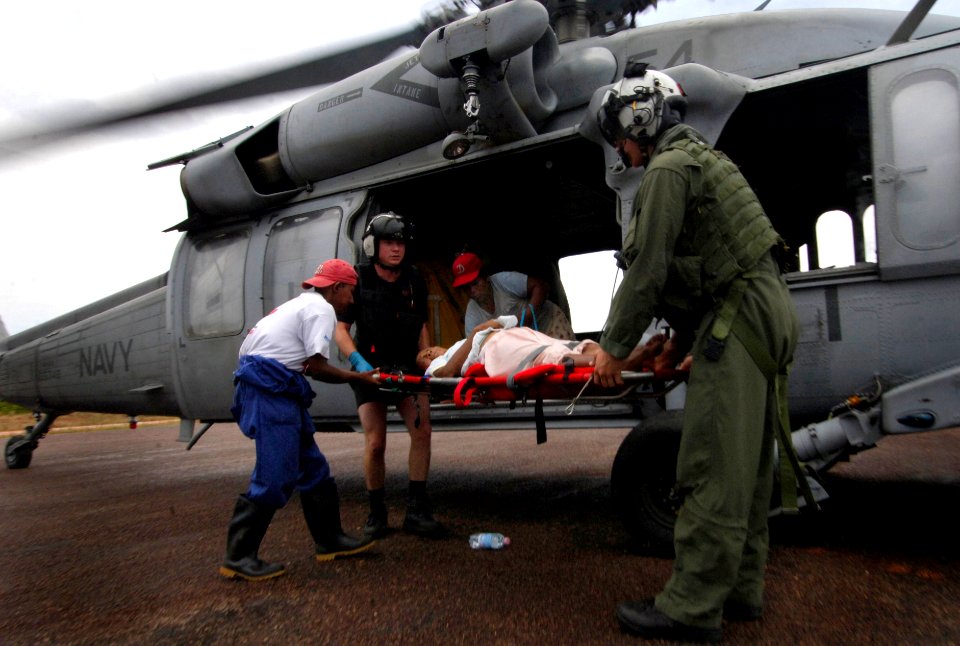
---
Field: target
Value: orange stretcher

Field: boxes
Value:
[375,363,688,443]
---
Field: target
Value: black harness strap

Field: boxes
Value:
[535,398,547,445]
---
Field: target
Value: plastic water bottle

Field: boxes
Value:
[469,532,510,550]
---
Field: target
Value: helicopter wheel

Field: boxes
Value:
[5,434,35,469]
[610,410,684,557]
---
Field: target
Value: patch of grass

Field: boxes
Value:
[0,401,29,415]
[0,403,178,434]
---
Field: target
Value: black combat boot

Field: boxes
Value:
[363,488,388,539]
[617,599,722,643]
[723,598,763,622]
[302,479,376,562]
[403,481,444,537]
[219,494,286,581]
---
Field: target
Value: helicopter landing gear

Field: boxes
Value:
[610,410,684,557]
[5,435,35,469]
[4,412,59,469]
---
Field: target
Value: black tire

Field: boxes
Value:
[610,410,684,556]
[5,435,34,469]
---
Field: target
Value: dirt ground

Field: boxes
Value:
[1,423,958,645]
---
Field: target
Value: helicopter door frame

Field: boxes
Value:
[871,46,960,281]
[168,223,256,421]
[257,195,367,423]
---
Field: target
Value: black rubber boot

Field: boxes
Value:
[403,486,444,537]
[302,479,376,562]
[219,494,286,581]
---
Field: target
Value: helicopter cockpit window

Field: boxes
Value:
[183,230,249,338]
[263,208,342,314]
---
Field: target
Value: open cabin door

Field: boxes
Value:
[871,46,960,280]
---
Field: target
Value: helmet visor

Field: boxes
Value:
[369,214,410,241]
[598,95,627,146]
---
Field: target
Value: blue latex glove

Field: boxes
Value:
[349,351,374,372]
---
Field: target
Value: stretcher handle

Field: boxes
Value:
[374,369,665,389]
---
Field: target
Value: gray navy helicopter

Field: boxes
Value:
[3,0,960,553]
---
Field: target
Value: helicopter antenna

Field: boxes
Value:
[887,0,938,45]
[146,127,254,170]
[754,0,774,10]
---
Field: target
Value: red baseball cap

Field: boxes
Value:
[302,258,358,289]
[452,252,482,287]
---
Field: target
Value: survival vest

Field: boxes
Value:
[352,263,426,372]
[664,131,780,299]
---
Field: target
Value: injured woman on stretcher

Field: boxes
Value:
[415,315,692,380]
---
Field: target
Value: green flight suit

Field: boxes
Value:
[600,124,799,630]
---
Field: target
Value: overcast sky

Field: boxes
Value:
[2,0,960,335]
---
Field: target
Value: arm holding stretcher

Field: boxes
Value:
[594,330,691,388]
[304,353,380,387]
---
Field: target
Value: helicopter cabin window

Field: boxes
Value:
[183,230,249,338]
[795,207,877,272]
[862,207,877,263]
[887,67,960,249]
[262,208,341,314]
[816,211,854,269]
[559,250,622,334]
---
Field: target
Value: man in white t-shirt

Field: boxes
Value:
[221,258,380,582]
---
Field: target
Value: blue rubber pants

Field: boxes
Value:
[231,356,331,509]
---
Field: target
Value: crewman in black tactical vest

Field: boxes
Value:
[593,67,800,643]
[335,212,444,538]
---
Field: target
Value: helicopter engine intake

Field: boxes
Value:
[178,0,560,221]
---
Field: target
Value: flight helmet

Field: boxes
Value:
[362,212,413,261]
[597,65,686,147]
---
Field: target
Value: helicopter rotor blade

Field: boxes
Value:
[0,0,670,162]
[129,26,430,118]
[0,20,445,162]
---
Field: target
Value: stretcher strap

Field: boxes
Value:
[511,364,560,386]
[535,398,546,444]
[507,344,549,388]
[454,377,477,407]
[464,363,487,378]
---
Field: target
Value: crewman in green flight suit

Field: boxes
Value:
[592,66,800,643]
